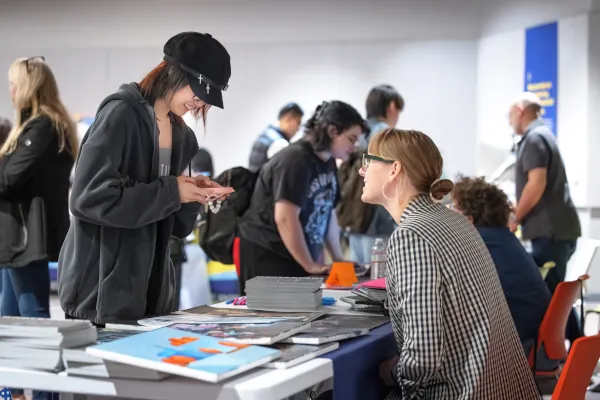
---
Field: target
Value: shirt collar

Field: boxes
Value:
[268,125,289,141]
[399,193,433,223]
[524,119,544,135]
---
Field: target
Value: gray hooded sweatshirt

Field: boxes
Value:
[58,83,200,325]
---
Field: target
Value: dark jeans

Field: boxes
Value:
[1,261,50,318]
[530,237,582,344]
[531,238,577,293]
[1,261,57,400]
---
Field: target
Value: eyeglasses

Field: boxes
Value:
[23,56,45,73]
[362,154,394,170]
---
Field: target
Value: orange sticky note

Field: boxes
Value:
[325,262,358,286]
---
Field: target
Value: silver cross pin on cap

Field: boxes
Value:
[206,84,210,94]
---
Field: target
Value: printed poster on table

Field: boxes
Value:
[524,21,558,136]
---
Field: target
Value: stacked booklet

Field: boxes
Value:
[0,317,97,372]
[282,314,389,344]
[62,328,168,380]
[341,278,388,314]
[245,276,324,312]
[86,327,281,383]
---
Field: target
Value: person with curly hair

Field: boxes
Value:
[451,175,551,351]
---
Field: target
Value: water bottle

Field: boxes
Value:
[370,238,387,279]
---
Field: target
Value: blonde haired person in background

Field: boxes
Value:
[360,128,539,399]
[0,57,77,399]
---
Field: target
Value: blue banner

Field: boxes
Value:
[524,21,558,136]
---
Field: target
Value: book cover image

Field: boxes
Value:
[266,342,339,369]
[177,305,326,322]
[169,320,310,345]
[86,327,280,383]
[284,315,389,345]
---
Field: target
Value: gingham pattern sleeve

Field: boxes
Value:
[383,194,540,400]
[388,228,444,398]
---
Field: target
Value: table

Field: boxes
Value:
[0,290,395,400]
[0,358,332,400]
[324,324,396,400]
[213,289,397,400]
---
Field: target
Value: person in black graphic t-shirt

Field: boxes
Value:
[238,101,367,293]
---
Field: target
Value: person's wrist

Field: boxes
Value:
[301,260,317,273]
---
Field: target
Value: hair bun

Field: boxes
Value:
[429,178,454,201]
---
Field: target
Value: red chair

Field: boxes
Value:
[529,275,589,375]
[551,334,600,399]
[233,237,241,278]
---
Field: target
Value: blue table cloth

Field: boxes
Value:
[323,323,396,400]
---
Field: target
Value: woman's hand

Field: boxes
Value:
[379,355,400,387]
[193,175,233,201]
[177,176,210,204]
[194,174,213,189]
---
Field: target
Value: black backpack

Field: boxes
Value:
[197,167,258,264]
[336,151,376,234]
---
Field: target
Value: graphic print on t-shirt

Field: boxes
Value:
[303,171,338,260]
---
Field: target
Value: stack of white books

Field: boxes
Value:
[245,276,324,312]
[0,317,97,372]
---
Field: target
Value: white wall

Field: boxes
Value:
[475,12,600,238]
[476,14,590,204]
[476,29,525,176]
[192,40,477,175]
[0,0,479,177]
[0,0,483,48]
[478,0,594,36]
[0,0,590,177]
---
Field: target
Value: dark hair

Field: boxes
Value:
[278,103,304,120]
[0,117,12,147]
[304,101,367,152]
[191,147,214,177]
[451,175,512,227]
[138,61,209,127]
[365,84,404,120]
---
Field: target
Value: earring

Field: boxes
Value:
[381,180,393,201]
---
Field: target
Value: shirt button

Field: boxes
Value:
[24,139,32,147]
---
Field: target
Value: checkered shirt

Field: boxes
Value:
[385,195,540,400]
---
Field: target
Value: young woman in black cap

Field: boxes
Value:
[58,32,232,325]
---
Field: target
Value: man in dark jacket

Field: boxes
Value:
[248,103,303,173]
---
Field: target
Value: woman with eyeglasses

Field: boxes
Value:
[0,57,77,399]
[238,101,366,294]
[58,32,233,326]
[360,129,539,399]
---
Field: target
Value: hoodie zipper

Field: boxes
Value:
[151,114,159,179]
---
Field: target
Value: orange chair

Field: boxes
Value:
[233,237,241,278]
[551,334,600,399]
[529,275,589,374]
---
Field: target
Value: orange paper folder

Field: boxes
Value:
[325,262,358,287]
